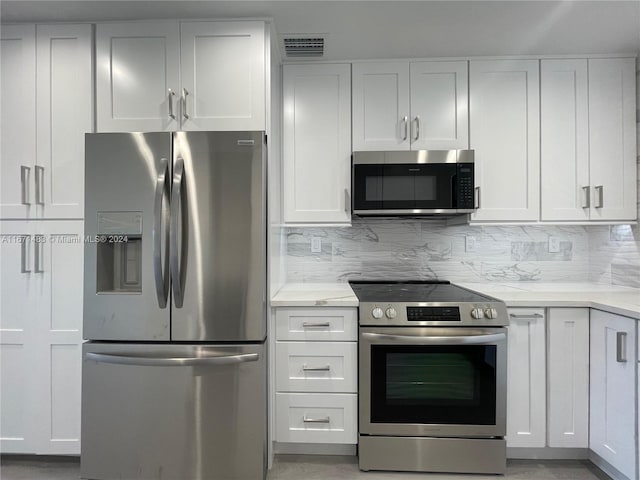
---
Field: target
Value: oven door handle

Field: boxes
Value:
[361,331,506,345]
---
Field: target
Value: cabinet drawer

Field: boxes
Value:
[275,393,357,444]
[275,308,357,341]
[276,342,357,393]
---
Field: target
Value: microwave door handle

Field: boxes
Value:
[361,331,506,345]
[153,158,170,308]
[170,157,185,308]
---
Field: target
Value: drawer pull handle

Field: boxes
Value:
[303,416,330,424]
[302,364,331,372]
[302,322,331,328]
[509,313,544,319]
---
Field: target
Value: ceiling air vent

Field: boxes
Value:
[283,36,325,58]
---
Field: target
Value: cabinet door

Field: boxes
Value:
[180,21,265,131]
[588,58,637,221]
[33,222,84,454]
[547,308,589,447]
[470,60,540,222]
[0,25,36,219]
[0,222,38,453]
[590,310,637,480]
[410,61,468,150]
[283,64,351,224]
[352,62,410,151]
[96,22,180,132]
[540,60,590,221]
[506,308,546,448]
[36,25,92,219]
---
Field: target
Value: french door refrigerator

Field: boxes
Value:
[81,132,267,480]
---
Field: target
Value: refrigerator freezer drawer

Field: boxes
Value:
[81,342,267,480]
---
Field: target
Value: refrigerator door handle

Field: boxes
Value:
[85,352,259,367]
[170,156,185,308]
[153,158,170,308]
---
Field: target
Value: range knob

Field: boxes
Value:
[385,307,397,319]
[484,307,498,319]
[372,307,384,319]
[471,307,485,319]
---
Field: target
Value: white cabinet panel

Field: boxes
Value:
[96,22,180,132]
[180,21,265,131]
[588,58,637,221]
[470,60,540,222]
[36,25,92,219]
[275,342,357,393]
[275,308,357,341]
[506,308,546,448]
[275,393,357,444]
[283,64,351,224]
[540,60,590,222]
[352,62,410,151]
[547,308,589,448]
[590,309,636,480]
[410,61,468,150]
[1,25,36,219]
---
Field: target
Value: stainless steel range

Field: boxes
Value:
[350,280,508,475]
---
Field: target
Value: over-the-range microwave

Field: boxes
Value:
[351,150,476,217]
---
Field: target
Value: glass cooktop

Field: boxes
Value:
[348,280,495,303]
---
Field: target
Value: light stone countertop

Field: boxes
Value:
[271,281,640,319]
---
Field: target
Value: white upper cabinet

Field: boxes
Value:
[409,61,468,150]
[1,24,91,220]
[96,22,180,132]
[470,60,540,222]
[352,61,468,151]
[541,57,637,222]
[96,21,265,132]
[283,64,351,224]
[1,25,36,219]
[36,25,92,219]
[180,21,265,131]
[352,62,410,151]
[588,58,637,221]
[541,59,590,221]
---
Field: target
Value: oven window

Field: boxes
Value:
[370,345,496,425]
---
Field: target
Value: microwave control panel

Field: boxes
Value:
[456,163,475,209]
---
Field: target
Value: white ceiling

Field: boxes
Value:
[2,1,639,60]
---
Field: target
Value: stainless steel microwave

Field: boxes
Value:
[352,150,475,216]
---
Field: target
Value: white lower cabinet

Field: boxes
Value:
[506,308,546,448]
[590,309,637,480]
[547,308,589,448]
[274,307,357,446]
[0,221,83,454]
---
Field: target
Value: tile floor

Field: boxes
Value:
[0,455,612,480]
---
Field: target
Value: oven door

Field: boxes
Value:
[359,327,507,438]
[352,163,457,214]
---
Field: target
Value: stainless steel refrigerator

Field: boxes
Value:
[81,132,267,480]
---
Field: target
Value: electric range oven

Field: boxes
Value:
[350,280,508,475]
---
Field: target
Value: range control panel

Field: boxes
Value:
[407,306,460,322]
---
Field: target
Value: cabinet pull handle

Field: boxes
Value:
[616,332,627,363]
[168,88,176,119]
[302,322,331,328]
[34,235,44,273]
[303,416,330,424]
[20,236,31,273]
[344,188,351,215]
[595,185,604,208]
[21,166,31,205]
[35,166,45,206]
[509,313,544,319]
[402,116,408,141]
[413,116,420,141]
[581,186,590,209]
[474,186,481,209]
[182,88,189,119]
[302,364,331,372]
